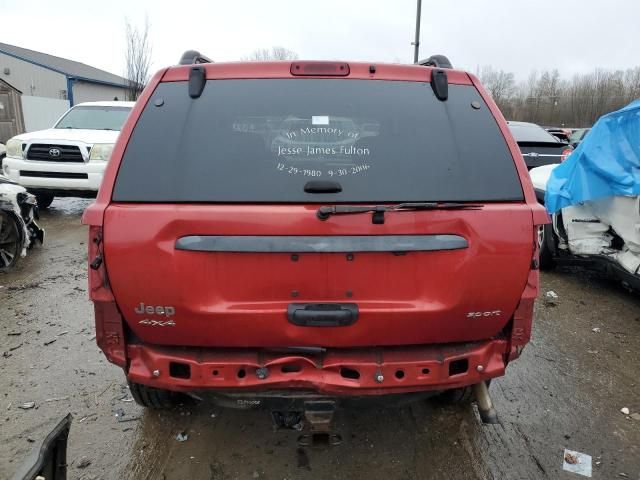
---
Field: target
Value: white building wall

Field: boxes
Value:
[0,52,68,99]
[21,96,70,132]
[72,80,128,104]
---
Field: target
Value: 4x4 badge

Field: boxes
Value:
[139,319,176,327]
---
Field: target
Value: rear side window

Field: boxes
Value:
[113,79,523,203]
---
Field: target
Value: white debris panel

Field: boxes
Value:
[0,179,32,257]
[559,196,640,274]
[0,175,44,266]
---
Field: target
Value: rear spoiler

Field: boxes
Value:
[415,54,453,69]
[178,50,213,65]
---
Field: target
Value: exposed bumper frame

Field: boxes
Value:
[126,339,508,396]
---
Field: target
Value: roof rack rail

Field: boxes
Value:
[417,55,453,69]
[178,50,213,66]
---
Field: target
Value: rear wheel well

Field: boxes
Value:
[0,209,24,271]
[31,191,55,210]
[128,381,177,409]
[539,223,557,270]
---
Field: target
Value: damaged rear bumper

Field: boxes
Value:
[126,339,508,396]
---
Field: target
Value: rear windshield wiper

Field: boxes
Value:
[317,202,483,224]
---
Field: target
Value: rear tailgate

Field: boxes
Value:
[104,204,533,347]
[103,73,533,349]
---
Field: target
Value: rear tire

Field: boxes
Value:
[128,381,176,409]
[437,380,491,405]
[539,224,557,271]
[33,192,55,210]
[438,386,475,405]
[0,210,22,271]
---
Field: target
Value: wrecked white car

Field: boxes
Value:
[531,100,640,290]
[0,174,44,270]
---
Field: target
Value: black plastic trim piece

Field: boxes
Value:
[11,414,72,480]
[20,171,88,179]
[288,303,358,327]
[304,181,342,193]
[26,188,96,198]
[188,67,206,98]
[175,234,468,253]
[431,69,448,101]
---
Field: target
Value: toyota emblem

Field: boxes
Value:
[48,148,61,157]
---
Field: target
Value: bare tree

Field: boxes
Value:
[624,67,640,103]
[242,46,298,61]
[478,66,516,118]
[480,64,640,127]
[124,17,153,100]
[478,66,516,103]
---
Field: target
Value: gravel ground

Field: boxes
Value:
[1,198,639,480]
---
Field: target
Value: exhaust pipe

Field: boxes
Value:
[473,381,499,424]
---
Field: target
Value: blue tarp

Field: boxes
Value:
[545,99,640,213]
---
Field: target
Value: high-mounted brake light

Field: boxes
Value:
[290,61,350,76]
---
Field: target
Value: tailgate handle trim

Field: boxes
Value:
[175,235,468,253]
[288,303,358,327]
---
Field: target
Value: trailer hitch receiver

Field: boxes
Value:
[297,400,342,447]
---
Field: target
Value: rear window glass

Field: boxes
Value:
[508,123,560,143]
[113,79,523,203]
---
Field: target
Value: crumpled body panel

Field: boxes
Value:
[559,196,640,274]
[0,175,44,266]
[546,99,640,213]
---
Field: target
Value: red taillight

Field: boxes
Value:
[561,147,573,161]
[290,61,350,76]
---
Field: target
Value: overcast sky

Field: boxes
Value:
[1,0,638,82]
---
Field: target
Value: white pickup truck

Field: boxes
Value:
[2,101,134,208]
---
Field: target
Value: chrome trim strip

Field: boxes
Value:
[175,235,468,253]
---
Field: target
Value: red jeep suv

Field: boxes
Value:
[82,52,547,435]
